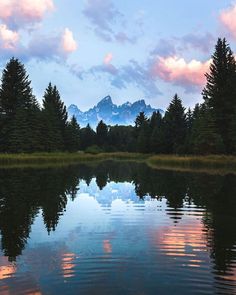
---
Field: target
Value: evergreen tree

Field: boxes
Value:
[42,83,68,151]
[149,111,162,130]
[0,58,41,152]
[185,108,194,154]
[163,94,187,154]
[65,116,80,152]
[135,112,148,129]
[149,111,164,153]
[203,38,236,153]
[135,112,150,152]
[79,124,96,150]
[192,104,224,154]
[96,120,108,147]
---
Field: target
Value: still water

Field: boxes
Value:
[0,161,235,295]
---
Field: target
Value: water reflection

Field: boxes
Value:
[0,161,235,294]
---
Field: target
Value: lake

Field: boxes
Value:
[0,161,235,295]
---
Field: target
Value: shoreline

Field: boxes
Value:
[0,152,235,175]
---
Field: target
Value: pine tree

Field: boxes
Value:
[135,112,148,129]
[149,111,164,153]
[185,108,194,154]
[42,83,68,151]
[163,94,187,154]
[96,120,108,147]
[79,124,96,150]
[192,104,224,154]
[203,38,236,153]
[65,116,80,152]
[149,111,162,130]
[134,112,150,152]
[0,58,41,152]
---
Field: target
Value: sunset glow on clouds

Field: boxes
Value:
[150,56,211,92]
[0,0,54,27]
[104,53,113,65]
[0,1,236,109]
[220,3,236,39]
[62,28,77,53]
[0,24,19,49]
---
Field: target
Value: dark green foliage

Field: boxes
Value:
[0,58,41,152]
[149,111,164,153]
[79,124,97,150]
[135,112,150,153]
[107,125,136,152]
[96,120,108,147]
[163,94,187,154]
[42,83,68,151]
[65,116,80,152]
[203,38,236,153]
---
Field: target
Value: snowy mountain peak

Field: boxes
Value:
[68,96,163,127]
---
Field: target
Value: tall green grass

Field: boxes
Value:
[0,152,148,167]
[147,155,236,174]
[0,152,235,175]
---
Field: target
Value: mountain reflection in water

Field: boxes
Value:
[0,161,235,295]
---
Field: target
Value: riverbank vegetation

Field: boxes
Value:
[0,38,236,158]
[0,152,236,175]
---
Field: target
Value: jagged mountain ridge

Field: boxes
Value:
[68,96,163,127]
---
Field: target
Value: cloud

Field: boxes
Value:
[151,39,177,57]
[73,58,161,97]
[0,0,54,29]
[220,3,236,39]
[150,56,210,92]
[83,0,120,35]
[104,53,113,65]
[181,33,215,53]
[0,24,19,49]
[83,0,137,44]
[61,28,77,53]
[152,33,215,57]
[0,28,77,63]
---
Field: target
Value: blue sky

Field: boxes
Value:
[0,0,236,110]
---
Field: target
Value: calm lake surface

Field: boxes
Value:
[0,161,235,295]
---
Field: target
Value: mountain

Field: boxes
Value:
[68,96,164,127]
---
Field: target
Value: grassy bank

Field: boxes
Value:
[0,152,235,174]
[147,155,236,175]
[0,152,148,168]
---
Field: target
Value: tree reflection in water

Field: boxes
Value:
[0,161,235,281]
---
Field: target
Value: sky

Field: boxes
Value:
[0,0,236,111]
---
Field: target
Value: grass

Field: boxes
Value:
[0,152,235,175]
[147,154,236,175]
[0,152,148,167]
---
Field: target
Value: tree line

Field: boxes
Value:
[0,37,236,154]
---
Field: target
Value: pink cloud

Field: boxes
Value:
[104,52,113,65]
[0,0,54,28]
[220,4,236,39]
[0,24,19,49]
[61,28,77,53]
[150,56,211,92]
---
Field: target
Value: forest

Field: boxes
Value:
[0,38,236,155]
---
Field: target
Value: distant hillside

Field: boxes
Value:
[68,96,164,127]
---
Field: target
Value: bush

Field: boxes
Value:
[85,145,103,154]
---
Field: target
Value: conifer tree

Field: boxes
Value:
[42,83,68,151]
[149,111,164,153]
[65,116,80,152]
[192,104,224,154]
[96,120,108,147]
[0,58,40,152]
[203,38,236,153]
[163,94,187,154]
[79,124,96,150]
